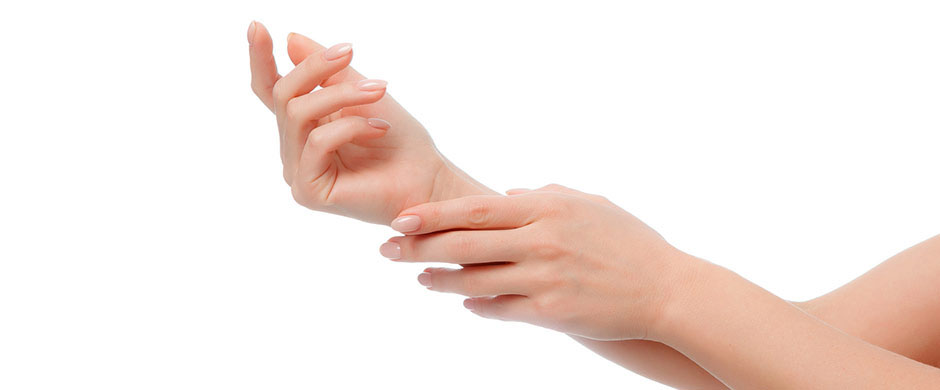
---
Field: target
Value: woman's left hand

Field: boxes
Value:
[380,184,704,341]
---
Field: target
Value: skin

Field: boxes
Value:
[247,21,493,225]
[248,22,940,389]
[386,185,940,388]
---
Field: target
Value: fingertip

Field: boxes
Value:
[247,21,257,45]
[390,215,422,233]
[417,272,432,287]
[463,298,476,310]
[367,118,391,130]
[505,188,532,195]
[249,21,273,48]
[323,42,353,61]
[356,79,388,91]
[379,241,402,260]
[287,31,326,66]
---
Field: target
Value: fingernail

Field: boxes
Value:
[357,79,388,91]
[367,118,391,130]
[287,32,295,45]
[506,188,531,195]
[417,272,432,287]
[247,21,257,45]
[463,299,476,310]
[379,241,401,260]
[323,42,352,61]
[390,215,421,233]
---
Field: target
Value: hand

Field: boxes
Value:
[247,21,493,224]
[380,184,702,341]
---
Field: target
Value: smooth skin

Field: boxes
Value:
[247,21,493,225]
[386,185,940,388]
[248,22,940,389]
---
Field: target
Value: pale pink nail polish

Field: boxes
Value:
[357,79,388,91]
[247,21,257,45]
[463,299,476,310]
[379,241,401,260]
[323,42,352,61]
[391,215,421,233]
[367,118,391,130]
[417,272,432,287]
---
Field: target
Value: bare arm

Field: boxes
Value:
[571,234,940,389]
[660,255,940,389]
[799,234,940,368]
[254,25,940,387]
[386,187,940,388]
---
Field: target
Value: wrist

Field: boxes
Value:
[646,251,725,343]
[428,157,498,201]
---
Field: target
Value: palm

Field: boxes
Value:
[311,96,444,224]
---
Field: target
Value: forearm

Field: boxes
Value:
[658,257,940,389]
[435,170,940,388]
[570,336,728,390]
[797,234,940,367]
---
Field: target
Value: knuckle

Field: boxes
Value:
[530,266,562,291]
[336,115,364,129]
[532,294,564,317]
[465,199,491,227]
[290,182,308,205]
[422,205,443,229]
[529,236,566,261]
[592,194,613,206]
[272,82,288,104]
[250,81,265,98]
[284,100,299,121]
[445,234,475,258]
[306,128,324,147]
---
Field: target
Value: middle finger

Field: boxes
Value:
[384,229,531,265]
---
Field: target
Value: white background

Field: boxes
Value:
[2,1,939,389]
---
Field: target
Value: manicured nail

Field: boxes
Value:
[287,32,295,45]
[247,21,257,45]
[323,42,352,61]
[506,188,531,195]
[367,118,391,130]
[379,241,401,260]
[463,299,476,310]
[391,215,421,233]
[357,79,388,91]
[417,272,432,287]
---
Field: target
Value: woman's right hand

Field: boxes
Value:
[384,184,696,342]
[247,21,494,225]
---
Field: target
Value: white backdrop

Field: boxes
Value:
[2,1,939,389]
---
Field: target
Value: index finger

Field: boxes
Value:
[247,21,280,112]
[390,194,541,235]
